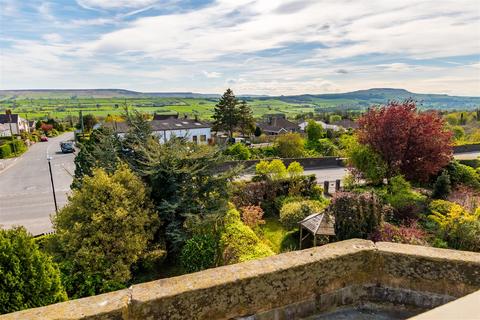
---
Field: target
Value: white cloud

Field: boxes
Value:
[42,33,63,43]
[202,71,222,78]
[76,0,160,10]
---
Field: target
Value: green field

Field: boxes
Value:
[0,97,322,120]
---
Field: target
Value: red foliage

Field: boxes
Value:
[41,123,53,133]
[357,100,453,182]
[240,205,265,228]
[369,221,429,246]
[447,185,480,213]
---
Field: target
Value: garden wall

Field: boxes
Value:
[218,156,344,172]
[2,239,479,320]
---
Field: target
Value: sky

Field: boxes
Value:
[0,0,479,96]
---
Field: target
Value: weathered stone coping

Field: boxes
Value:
[1,239,479,320]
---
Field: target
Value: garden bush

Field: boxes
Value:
[0,227,67,314]
[432,170,451,199]
[329,191,387,241]
[382,175,427,222]
[224,143,251,160]
[369,222,428,246]
[180,234,218,273]
[220,207,274,264]
[240,205,265,228]
[446,160,480,190]
[0,143,12,158]
[428,200,480,252]
[279,200,327,230]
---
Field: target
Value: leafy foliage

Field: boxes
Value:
[370,222,428,246]
[275,133,305,158]
[180,234,218,273]
[0,227,67,314]
[357,100,453,182]
[382,176,427,222]
[225,143,251,160]
[212,89,240,138]
[427,200,480,252]
[240,205,265,228]
[329,192,387,240]
[53,166,159,298]
[445,160,480,190]
[237,100,255,137]
[255,159,304,180]
[279,200,327,230]
[432,170,451,199]
[306,120,324,142]
[220,207,274,264]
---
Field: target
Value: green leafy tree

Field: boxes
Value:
[72,127,121,189]
[212,89,240,138]
[0,227,67,314]
[276,133,305,158]
[80,114,98,132]
[53,166,159,298]
[237,100,255,137]
[225,143,251,160]
[306,120,324,142]
[180,234,218,273]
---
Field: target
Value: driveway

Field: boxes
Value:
[0,132,75,235]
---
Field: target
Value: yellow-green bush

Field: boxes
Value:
[279,200,327,230]
[428,200,480,252]
[220,207,274,264]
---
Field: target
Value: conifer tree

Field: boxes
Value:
[212,88,240,139]
[237,100,255,137]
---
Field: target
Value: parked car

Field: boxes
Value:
[40,136,48,142]
[60,141,75,153]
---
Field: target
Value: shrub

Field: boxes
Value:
[329,192,387,240]
[287,161,304,177]
[53,165,160,298]
[447,186,480,213]
[255,159,287,180]
[428,200,480,252]
[370,222,429,246]
[432,170,451,199]
[344,136,387,185]
[0,227,67,314]
[240,205,265,228]
[225,143,251,160]
[0,144,11,158]
[180,234,218,273]
[383,175,427,222]
[275,133,305,158]
[446,160,480,190]
[279,200,327,230]
[220,207,274,264]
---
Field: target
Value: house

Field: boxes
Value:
[0,123,10,137]
[256,114,299,135]
[0,112,30,136]
[299,120,340,132]
[104,116,212,144]
[331,119,359,130]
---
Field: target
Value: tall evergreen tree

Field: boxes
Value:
[237,100,255,137]
[212,88,240,139]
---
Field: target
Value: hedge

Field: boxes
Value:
[0,140,27,159]
[0,144,12,158]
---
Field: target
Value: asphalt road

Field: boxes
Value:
[0,132,75,235]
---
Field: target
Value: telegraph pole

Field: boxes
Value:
[47,155,58,213]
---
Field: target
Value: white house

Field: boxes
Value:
[0,113,30,136]
[104,116,211,144]
[0,124,10,137]
[299,120,340,132]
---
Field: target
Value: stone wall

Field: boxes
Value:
[2,239,479,320]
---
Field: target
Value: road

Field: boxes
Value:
[0,133,75,235]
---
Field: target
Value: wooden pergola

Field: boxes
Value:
[299,212,335,249]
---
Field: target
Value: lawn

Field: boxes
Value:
[259,218,299,253]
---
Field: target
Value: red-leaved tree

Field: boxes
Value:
[41,123,53,134]
[357,100,453,182]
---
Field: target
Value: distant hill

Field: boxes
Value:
[269,88,480,109]
[0,88,478,109]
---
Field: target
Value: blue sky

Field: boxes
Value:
[1,0,479,95]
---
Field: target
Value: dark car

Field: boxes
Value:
[60,141,75,153]
[40,136,48,142]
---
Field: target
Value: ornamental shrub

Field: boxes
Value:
[224,143,251,160]
[446,160,480,190]
[0,144,11,158]
[428,200,480,252]
[279,200,327,230]
[220,207,274,264]
[369,222,428,246]
[383,175,427,222]
[180,234,218,273]
[329,192,387,240]
[240,205,265,228]
[0,227,67,314]
[432,170,451,199]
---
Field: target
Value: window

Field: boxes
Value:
[200,135,206,142]
[192,135,198,144]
